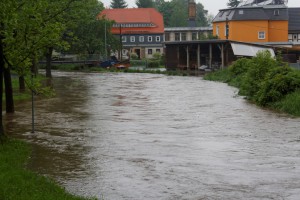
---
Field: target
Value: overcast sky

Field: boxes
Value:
[100,0,299,15]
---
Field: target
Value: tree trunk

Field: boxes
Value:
[19,76,26,92]
[4,66,14,113]
[31,53,38,77]
[0,34,5,138]
[45,47,53,78]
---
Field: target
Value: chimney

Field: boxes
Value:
[188,0,196,27]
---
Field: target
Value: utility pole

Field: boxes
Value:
[105,20,107,60]
[226,17,229,40]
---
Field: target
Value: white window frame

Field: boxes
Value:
[122,36,127,42]
[148,49,153,55]
[156,36,160,42]
[258,31,265,40]
[130,36,135,42]
[148,36,152,42]
[181,33,186,41]
[216,25,220,36]
[139,36,144,42]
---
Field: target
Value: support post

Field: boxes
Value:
[177,46,180,69]
[209,43,212,68]
[221,43,224,69]
[197,44,200,70]
[187,45,189,70]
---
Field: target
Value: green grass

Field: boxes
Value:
[0,139,96,200]
[203,68,231,83]
[271,90,300,116]
[11,78,32,101]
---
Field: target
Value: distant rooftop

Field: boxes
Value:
[165,27,212,32]
[238,0,288,7]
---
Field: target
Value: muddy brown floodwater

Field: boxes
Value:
[5,71,300,200]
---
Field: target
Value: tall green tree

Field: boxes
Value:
[71,7,115,55]
[168,0,188,27]
[195,3,208,26]
[155,0,172,27]
[136,0,154,8]
[227,0,240,8]
[110,0,128,8]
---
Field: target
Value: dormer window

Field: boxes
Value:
[274,10,279,16]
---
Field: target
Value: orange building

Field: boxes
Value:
[212,5,289,43]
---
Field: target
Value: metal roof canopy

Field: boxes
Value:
[231,42,275,57]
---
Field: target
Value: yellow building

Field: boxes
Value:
[212,5,289,43]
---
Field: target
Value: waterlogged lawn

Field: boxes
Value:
[0,139,96,200]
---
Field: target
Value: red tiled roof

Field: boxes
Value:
[99,8,164,34]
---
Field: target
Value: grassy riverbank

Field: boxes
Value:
[204,51,300,117]
[0,139,96,200]
[1,74,96,199]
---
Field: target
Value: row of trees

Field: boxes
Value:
[109,0,212,26]
[0,0,119,137]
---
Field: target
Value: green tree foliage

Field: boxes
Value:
[226,51,300,106]
[227,0,241,8]
[110,0,128,8]
[239,51,278,98]
[68,0,118,55]
[168,0,188,27]
[136,0,154,8]
[0,0,111,136]
[154,0,173,27]
[196,3,209,26]
[205,51,300,115]
[156,0,208,27]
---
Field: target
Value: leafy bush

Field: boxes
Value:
[271,90,300,116]
[130,53,138,60]
[239,51,277,99]
[147,60,160,68]
[255,66,300,106]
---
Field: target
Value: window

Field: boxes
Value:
[156,49,161,53]
[139,36,144,42]
[148,49,153,55]
[181,33,186,41]
[258,31,265,40]
[225,24,229,37]
[239,10,244,15]
[148,36,152,42]
[175,33,180,41]
[274,10,279,16]
[156,36,161,42]
[165,33,170,41]
[192,32,198,40]
[122,36,127,42]
[216,26,219,36]
[130,36,135,42]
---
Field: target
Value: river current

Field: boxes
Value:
[6,71,300,200]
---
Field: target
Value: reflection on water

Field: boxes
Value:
[5,71,300,200]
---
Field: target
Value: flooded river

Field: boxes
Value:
[5,71,300,200]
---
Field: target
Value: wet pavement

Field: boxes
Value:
[5,71,300,200]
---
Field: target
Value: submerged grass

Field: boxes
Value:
[0,139,96,200]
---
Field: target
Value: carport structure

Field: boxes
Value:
[164,40,275,71]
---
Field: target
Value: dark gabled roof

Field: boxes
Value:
[288,8,300,32]
[213,5,288,22]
